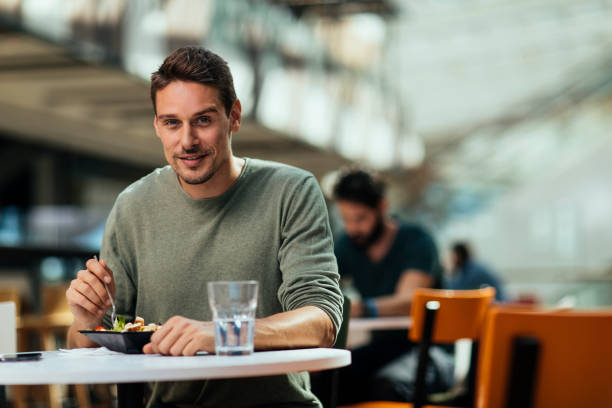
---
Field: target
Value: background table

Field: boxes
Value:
[0,348,351,407]
[349,317,412,332]
[348,317,412,348]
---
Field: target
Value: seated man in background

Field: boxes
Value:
[65,46,343,408]
[332,168,442,404]
[446,241,507,302]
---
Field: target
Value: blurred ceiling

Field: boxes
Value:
[0,27,349,179]
[267,0,396,18]
[1,0,612,226]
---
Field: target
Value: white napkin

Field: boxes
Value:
[58,347,124,356]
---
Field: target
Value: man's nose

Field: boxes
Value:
[180,123,199,149]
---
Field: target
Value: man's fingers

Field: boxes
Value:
[76,269,109,306]
[73,278,106,310]
[86,259,112,285]
[169,332,192,356]
[149,316,199,356]
[67,284,104,317]
[182,338,203,356]
[142,343,155,354]
[68,281,100,313]
[98,259,116,293]
[150,321,170,345]
[154,323,187,355]
[151,315,181,343]
[145,317,213,356]
[100,259,114,278]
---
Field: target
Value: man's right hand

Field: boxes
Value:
[66,258,115,330]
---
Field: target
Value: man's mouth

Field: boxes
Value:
[177,153,207,167]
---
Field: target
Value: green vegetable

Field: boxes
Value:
[112,315,126,332]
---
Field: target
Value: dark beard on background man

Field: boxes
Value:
[351,216,385,251]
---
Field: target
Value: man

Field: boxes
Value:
[447,241,506,301]
[332,168,442,404]
[66,46,343,408]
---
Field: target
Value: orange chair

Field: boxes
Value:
[475,306,612,408]
[341,287,496,408]
[409,287,496,344]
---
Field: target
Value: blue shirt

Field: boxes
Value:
[445,261,506,301]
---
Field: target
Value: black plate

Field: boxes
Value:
[78,330,153,354]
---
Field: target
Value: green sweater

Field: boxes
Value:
[100,158,343,407]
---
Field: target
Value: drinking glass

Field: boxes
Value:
[207,280,258,355]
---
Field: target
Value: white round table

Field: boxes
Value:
[0,348,350,384]
[0,348,351,407]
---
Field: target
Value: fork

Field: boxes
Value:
[93,255,116,325]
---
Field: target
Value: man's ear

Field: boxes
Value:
[229,99,242,133]
[153,115,161,139]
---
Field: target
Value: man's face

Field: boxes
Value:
[336,200,384,248]
[153,80,241,186]
[449,250,459,271]
[442,250,457,276]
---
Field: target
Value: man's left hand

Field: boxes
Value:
[143,315,215,356]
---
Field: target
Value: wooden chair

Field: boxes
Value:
[20,283,74,351]
[15,284,93,408]
[475,306,612,408]
[341,287,496,408]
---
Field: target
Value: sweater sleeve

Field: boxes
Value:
[276,174,344,337]
[100,197,138,328]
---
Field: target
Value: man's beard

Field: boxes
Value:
[181,169,215,185]
[350,215,385,250]
[175,148,218,185]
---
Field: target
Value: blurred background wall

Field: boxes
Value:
[1,0,611,313]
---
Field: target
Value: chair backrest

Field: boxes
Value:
[476,306,612,408]
[0,301,16,353]
[334,295,352,349]
[409,287,496,343]
[41,283,71,315]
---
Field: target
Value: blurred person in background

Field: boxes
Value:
[65,46,343,408]
[332,168,442,404]
[446,241,506,302]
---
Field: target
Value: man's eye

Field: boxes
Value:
[165,119,179,127]
[197,117,210,125]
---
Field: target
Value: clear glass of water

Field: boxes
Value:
[207,280,258,356]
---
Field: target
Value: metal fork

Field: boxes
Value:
[93,255,116,325]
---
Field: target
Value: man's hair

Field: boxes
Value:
[150,46,237,115]
[452,242,472,267]
[332,168,386,209]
